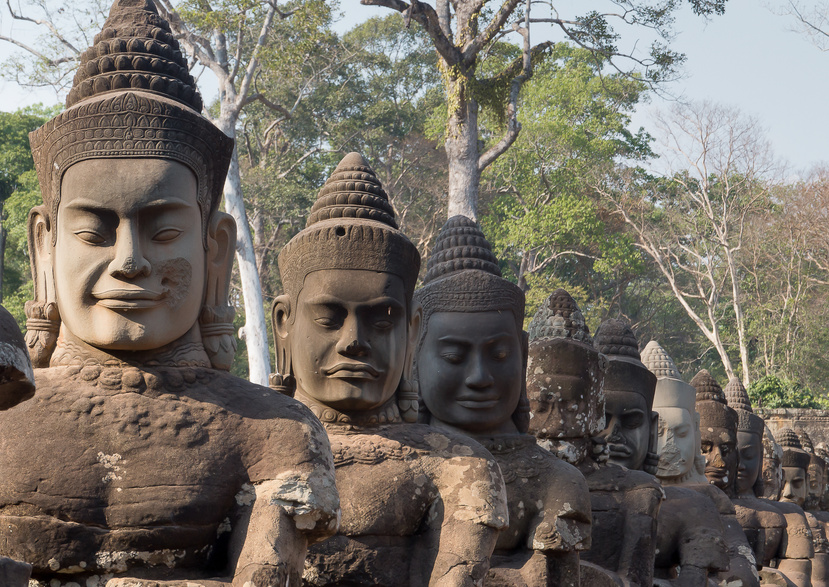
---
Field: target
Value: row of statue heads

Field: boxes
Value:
[1,1,829,586]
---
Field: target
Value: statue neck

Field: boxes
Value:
[658,466,709,486]
[295,391,402,429]
[50,324,211,368]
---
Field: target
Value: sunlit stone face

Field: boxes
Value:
[807,456,826,510]
[762,446,783,500]
[736,431,763,496]
[417,311,523,435]
[654,407,696,479]
[700,425,738,491]
[54,158,205,351]
[781,466,808,507]
[290,269,409,411]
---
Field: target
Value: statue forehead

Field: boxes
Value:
[298,269,407,302]
[655,406,693,424]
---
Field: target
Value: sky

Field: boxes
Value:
[0,0,826,172]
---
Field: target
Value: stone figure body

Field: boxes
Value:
[723,378,792,584]
[413,217,591,587]
[527,290,661,587]
[0,2,341,585]
[793,429,829,587]
[691,370,762,587]
[768,427,818,586]
[640,341,730,586]
[273,154,508,587]
[0,304,35,411]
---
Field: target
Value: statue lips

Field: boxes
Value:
[456,395,501,410]
[608,442,632,459]
[705,466,728,481]
[323,363,380,380]
[92,288,165,310]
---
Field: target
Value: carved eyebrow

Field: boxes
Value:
[437,332,512,345]
[303,295,404,311]
[63,198,193,213]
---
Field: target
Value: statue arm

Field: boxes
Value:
[422,455,509,586]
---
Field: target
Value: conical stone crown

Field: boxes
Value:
[691,369,726,404]
[307,152,397,229]
[594,318,640,360]
[641,341,681,379]
[68,0,202,111]
[778,427,804,450]
[724,378,753,413]
[795,427,814,454]
[527,288,591,343]
[424,215,500,283]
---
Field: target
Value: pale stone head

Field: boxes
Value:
[724,377,765,497]
[761,425,784,500]
[642,341,702,482]
[778,427,811,507]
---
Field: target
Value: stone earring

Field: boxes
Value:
[398,378,419,423]
[24,300,60,368]
[643,451,660,476]
[199,305,237,371]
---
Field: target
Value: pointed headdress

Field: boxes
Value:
[29,0,233,244]
[724,377,764,436]
[594,319,656,410]
[641,341,695,412]
[278,153,421,303]
[691,370,738,431]
[778,427,812,470]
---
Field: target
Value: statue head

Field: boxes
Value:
[761,425,784,500]
[0,305,35,409]
[692,370,738,496]
[794,428,826,510]
[594,319,658,473]
[724,378,765,498]
[525,289,607,466]
[777,427,811,507]
[413,216,527,437]
[642,341,705,484]
[816,444,829,509]
[272,153,422,423]
[26,0,236,369]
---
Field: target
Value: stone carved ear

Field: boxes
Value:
[271,295,293,380]
[25,206,59,367]
[200,211,237,370]
[403,301,422,384]
[513,330,531,434]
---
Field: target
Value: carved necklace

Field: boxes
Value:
[295,391,402,430]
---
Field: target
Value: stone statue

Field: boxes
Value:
[691,370,762,587]
[794,428,829,587]
[413,217,591,587]
[595,319,659,475]
[764,425,786,501]
[0,306,34,585]
[723,378,790,580]
[273,154,509,586]
[0,2,341,585]
[0,305,35,410]
[641,341,730,586]
[527,291,662,587]
[769,427,817,586]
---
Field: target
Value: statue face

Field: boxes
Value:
[736,431,763,496]
[654,407,696,479]
[762,448,783,500]
[601,390,652,470]
[781,466,808,507]
[807,457,825,509]
[290,269,409,411]
[699,425,738,491]
[54,159,205,350]
[417,311,523,435]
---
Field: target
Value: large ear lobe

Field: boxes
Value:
[25,206,59,368]
[403,300,423,383]
[200,211,237,370]
[271,295,292,378]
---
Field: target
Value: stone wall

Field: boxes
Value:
[756,408,829,447]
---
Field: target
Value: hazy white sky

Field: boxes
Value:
[0,0,825,171]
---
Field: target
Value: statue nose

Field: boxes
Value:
[109,225,150,279]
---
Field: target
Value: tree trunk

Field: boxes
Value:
[444,72,481,220]
[0,223,5,304]
[219,131,271,387]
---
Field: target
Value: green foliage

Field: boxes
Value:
[748,375,828,409]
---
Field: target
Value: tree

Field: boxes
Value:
[600,102,778,386]
[0,0,339,385]
[481,43,651,319]
[361,0,727,220]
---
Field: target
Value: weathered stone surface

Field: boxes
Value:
[274,155,508,586]
[0,304,34,410]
